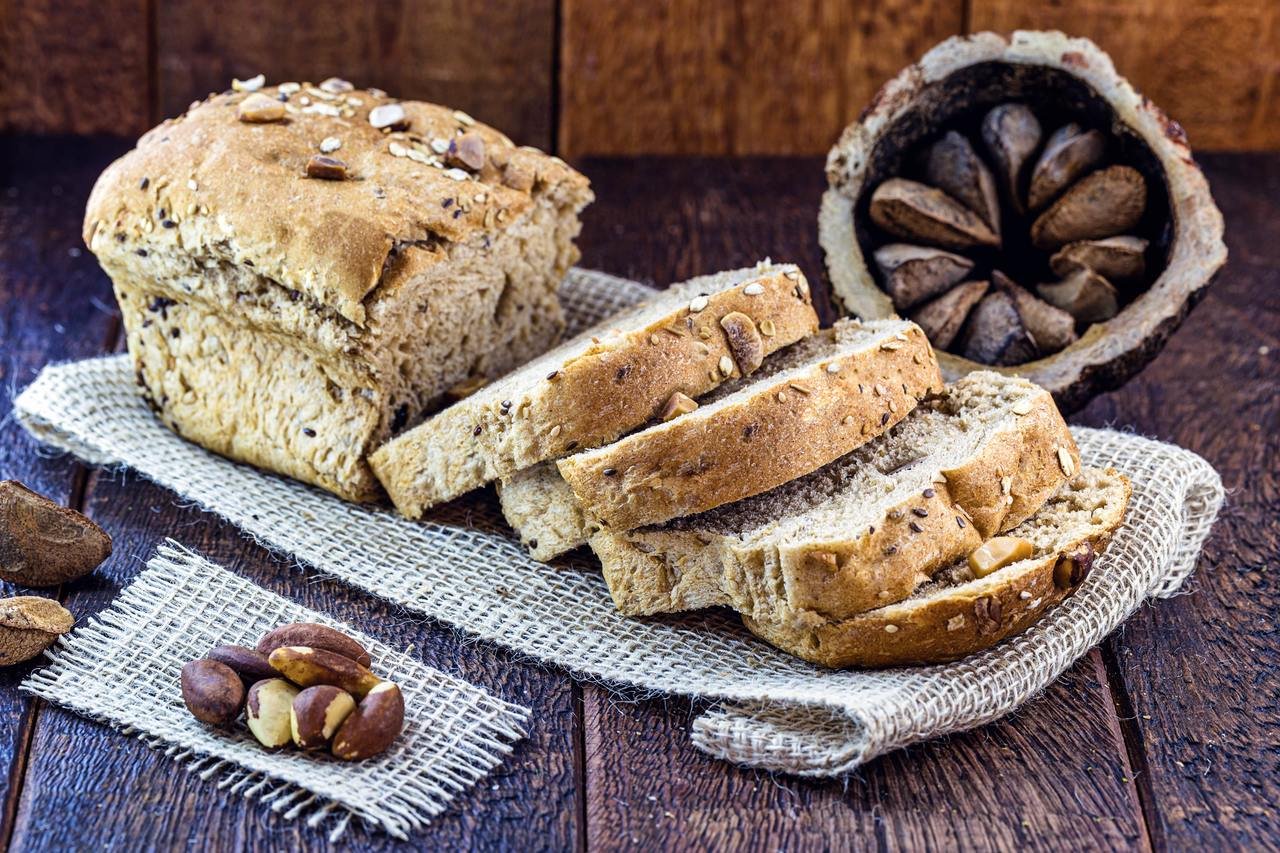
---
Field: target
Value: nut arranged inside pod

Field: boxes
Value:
[865,98,1161,367]
[820,32,1227,412]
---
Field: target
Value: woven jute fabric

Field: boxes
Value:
[20,543,529,841]
[15,268,1224,778]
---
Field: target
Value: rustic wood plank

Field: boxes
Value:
[0,137,127,847]
[0,0,150,135]
[8,467,582,852]
[968,0,1280,151]
[558,0,964,157]
[155,0,555,149]
[1073,153,1280,848]
[573,156,1150,851]
[583,651,1146,850]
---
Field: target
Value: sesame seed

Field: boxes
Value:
[688,296,709,313]
[139,177,149,190]
[320,136,342,154]
[548,425,562,438]
[743,283,765,296]
[825,363,841,374]
[718,355,735,376]
[881,412,890,426]
[776,392,787,403]
[546,370,560,380]
[444,168,471,181]
[923,488,935,498]
[884,625,899,633]
[603,468,617,476]
[956,516,966,528]
[1019,590,1032,600]
[302,427,316,437]
[473,425,482,436]
[909,521,923,533]
[912,507,928,518]
[1012,399,1034,416]
[187,179,199,191]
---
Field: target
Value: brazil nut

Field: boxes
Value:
[268,646,382,697]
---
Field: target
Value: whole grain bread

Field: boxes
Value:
[745,466,1131,667]
[499,319,942,558]
[371,263,820,516]
[593,372,1080,619]
[85,78,592,502]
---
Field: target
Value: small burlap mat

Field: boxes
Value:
[20,542,529,841]
[15,268,1224,777]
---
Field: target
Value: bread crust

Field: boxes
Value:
[743,469,1131,667]
[557,322,941,532]
[371,265,820,516]
[595,376,1081,620]
[85,83,589,326]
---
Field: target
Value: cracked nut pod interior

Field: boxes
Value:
[820,30,1227,412]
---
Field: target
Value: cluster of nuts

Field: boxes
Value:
[180,622,404,761]
[868,102,1154,366]
[0,480,112,666]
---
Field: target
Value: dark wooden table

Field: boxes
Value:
[0,137,1275,851]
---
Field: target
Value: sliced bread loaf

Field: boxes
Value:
[593,372,1080,618]
[498,319,942,558]
[745,466,1131,667]
[370,263,819,516]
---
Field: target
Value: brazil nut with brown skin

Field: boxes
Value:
[1054,541,1096,589]
[181,659,244,725]
[256,623,372,668]
[268,646,382,698]
[206,645,277,685]
[332,681,405,761]
[291,685,356,749]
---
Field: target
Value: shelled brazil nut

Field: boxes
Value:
[180,622,403,760]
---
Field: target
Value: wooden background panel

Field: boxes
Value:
[558,0,964,157]
[969,0,1280,150]
[155,0,556,150]
[0,0,150,136]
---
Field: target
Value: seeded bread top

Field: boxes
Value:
[83,77,591,326]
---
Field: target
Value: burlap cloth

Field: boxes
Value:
[15,268,1224,781]
[21,542,529,841]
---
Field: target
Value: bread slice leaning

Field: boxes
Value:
[593,372,1081,619]
[370,262,819,516]
[745,466,1131,667]
[499,319,943,559]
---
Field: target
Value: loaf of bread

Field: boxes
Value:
[592,372,1080,618]
[498,318,943,559]
[370,263,820,515]
[83,78,592,501]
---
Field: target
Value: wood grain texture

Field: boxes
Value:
[0,0,150,135]
[574,156,1149,852]
[155,0,556,149]
[583,652,1146,851]
[969,0,1280,150]
[1075,153,1280,848]
[0,137,126,848]
[558,0,964,157]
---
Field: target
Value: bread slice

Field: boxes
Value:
[371,263,819,516]
[745,466,1131,667]
[593,372,1080,618]
[498,319,942,558]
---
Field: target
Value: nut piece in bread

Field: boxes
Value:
[84,79,593,501]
